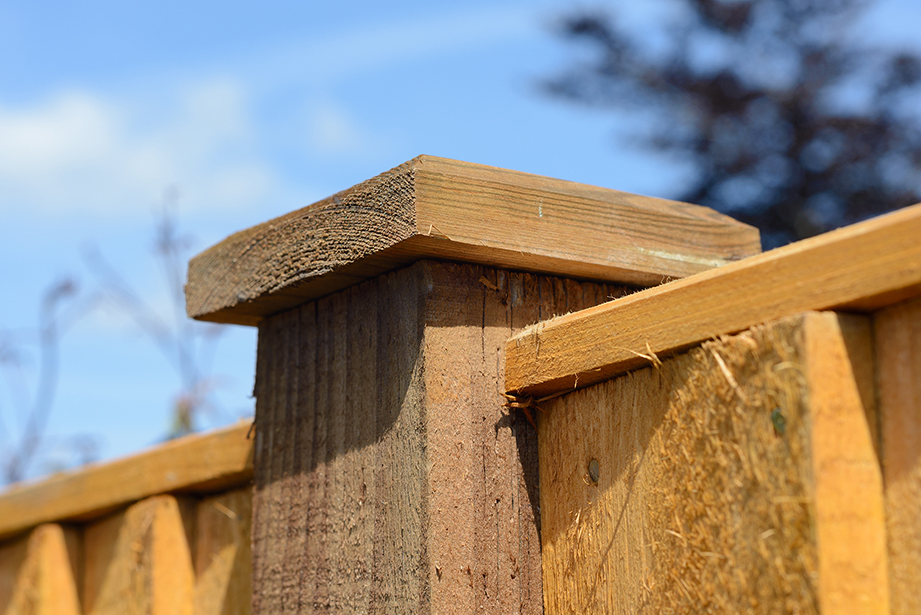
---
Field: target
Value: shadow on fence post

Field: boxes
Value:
[185,155,760,613]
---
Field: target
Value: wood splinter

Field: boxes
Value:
[501,390,570,428]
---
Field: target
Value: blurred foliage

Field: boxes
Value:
[0,191,228,485]
[86,188,227,441]
[546,0,921,248]
[0,279,85,483]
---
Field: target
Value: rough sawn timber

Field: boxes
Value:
[251,260,626,614]
[506,201,921,398]
[186,155,760,326]
[0,421,253,541]
[875,295,921,615]
[538,312,888,614]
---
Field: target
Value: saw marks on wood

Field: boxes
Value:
[252,265,428,613]
[538,312,887,614]
[187,155,758,325]
[250,259,625,613]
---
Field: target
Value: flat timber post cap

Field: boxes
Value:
[186,155,761,326]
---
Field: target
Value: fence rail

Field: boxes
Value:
[0,421,253,614]
[509,203,921,614]
[2,157,920,613]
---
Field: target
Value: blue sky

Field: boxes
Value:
[1,0,919,481]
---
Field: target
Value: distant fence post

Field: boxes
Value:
[185,155,759,613]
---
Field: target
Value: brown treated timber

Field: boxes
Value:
[0,420,253,540]
[83,495,195,615]
[875,295,921,615]
[0,524,82,615]
[538,312,888,613]
[251,260,625,614]
[507,202,921,397]
[187,155,759,326]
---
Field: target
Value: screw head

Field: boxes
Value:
[588,458,600,484]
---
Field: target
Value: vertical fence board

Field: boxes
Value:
[804,313,888,612]
[875,295,921,615]
[0,524,81,615]
[195,488,253,615]
[508,272,545,615]
[83,494,195,615]
[538,312,887,614]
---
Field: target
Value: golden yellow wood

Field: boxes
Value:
[507,202,921,397]
[186,155,759,326]
[0,421,253,540]
[538,313,887,613]
[0,524,81,615]
[804,313,888,612]
[195,488,252,615]
[875,295,921,615]
[83,495,194,615]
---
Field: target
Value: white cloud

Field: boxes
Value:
[0,79,282,217]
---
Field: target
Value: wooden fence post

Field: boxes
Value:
[186,155,759,613]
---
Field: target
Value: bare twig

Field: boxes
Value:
[84,189,228,439]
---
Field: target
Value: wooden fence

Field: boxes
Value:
[0,422,254,614]
[505,203,921,613]
[1,154,919,613]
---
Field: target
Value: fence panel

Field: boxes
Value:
[508,202,921,613]
[0,421,253,615]
[876,295,921,615]
[0,523,81,615]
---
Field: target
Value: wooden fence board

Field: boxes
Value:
[538,312,887,613]
[875,295,921,615]
[186,155,759,326]
[83,495,195,615]
[0,524,81,615]
[195,488,253,615]
[805,313,888,612]
[0,421,253,540]
[506,202,921,398]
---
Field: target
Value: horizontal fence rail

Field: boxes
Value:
[503,202,921,614]
[0,421,254,615]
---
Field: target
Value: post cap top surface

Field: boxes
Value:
[186,155,760,326]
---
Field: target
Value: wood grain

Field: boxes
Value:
[538,312,887,614]
[0,421,253,540]
[83,495,195,615]
[507,201,921,398]
[804,313,889,612]
[195,488,253,615]
[875,295,921,615]
[187,155,759,326]
[250,260,624,613]
[0,524,81,615]
[251,264,429,613]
